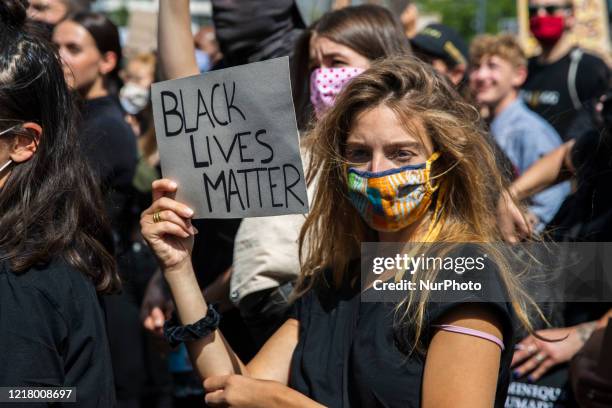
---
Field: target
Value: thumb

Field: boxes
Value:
[151,307,166,328]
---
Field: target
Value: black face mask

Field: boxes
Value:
[212,0,305,66]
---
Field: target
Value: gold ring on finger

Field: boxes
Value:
[153,211,162,224]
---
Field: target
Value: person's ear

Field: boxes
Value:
[512,64,527,88]
[9,122,42,163]
[99,51,118,76]
[449,64,467,87]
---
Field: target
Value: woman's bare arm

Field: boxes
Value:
[163,265,247,377]
[422,304,504,408]
[141,180,299,383]
[246,318,299,382]
[510,140,575,201]
[165,267,300,382]
[158,0,199,80]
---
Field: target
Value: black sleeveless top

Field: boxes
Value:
[288,265,515,407]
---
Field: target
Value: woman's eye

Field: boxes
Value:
[66,44,81,55]
[332,59,347,67]
[391,150,415,161]
[346,148,370,162]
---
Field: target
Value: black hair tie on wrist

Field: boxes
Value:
[163,304,221,348]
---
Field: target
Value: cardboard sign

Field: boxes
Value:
[151,57,309,219]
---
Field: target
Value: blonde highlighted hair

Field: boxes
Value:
[296,56,538,352]
[470,33,527,68]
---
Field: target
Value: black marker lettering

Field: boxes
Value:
[224,81,246,122]
[180,89,197,133]
[283,164,305,207]
[206,136,213,166]
[211,84,228,126]
[237,169,252,208]
[254,168,266,207]
[160,91,183,136]
[203,170,227,212]
[197,89,215,129]
[267,167,283,208]
[190,134,209,168]
[213,134,239,163]
[255,129,274,164]
[227,169,245,211]
[236,131,254,163]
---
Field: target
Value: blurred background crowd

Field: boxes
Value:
[16,0,612,407]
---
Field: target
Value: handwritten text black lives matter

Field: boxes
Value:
[159,81,305,214]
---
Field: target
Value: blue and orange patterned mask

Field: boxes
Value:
[347,152,441,232]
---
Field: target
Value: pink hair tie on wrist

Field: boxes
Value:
[433,324,505,351]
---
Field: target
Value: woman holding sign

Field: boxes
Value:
[147,0,412,350]
[142,54,544,406]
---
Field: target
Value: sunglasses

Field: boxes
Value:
[528,5,572,16]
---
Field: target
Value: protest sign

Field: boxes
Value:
[151,57,309,219]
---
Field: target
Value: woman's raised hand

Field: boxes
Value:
[141,179,197,272]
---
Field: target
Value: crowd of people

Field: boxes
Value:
[1,0,611,407]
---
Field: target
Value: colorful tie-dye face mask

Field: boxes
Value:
[347,152,441,232]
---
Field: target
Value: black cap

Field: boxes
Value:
[411,23,468,67]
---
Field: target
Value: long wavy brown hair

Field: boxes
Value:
[296,56,538,351]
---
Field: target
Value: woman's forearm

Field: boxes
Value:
[164,263,248,379]
[510,141,574,201]
[158,0,199,80]
[274,386,327,408]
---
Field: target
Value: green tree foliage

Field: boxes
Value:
[416,0,517,41]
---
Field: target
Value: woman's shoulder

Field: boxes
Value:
[1,257,98,321]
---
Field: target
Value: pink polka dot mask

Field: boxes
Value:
[309,67,366,118]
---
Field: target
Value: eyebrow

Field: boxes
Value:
[345,141,423,150]
[321,51,348,60]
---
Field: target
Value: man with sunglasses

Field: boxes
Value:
[521,0,609,142]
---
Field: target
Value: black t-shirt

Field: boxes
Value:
[80,96,137,193]
[0,258,115,407]
[521,49,609,141]
[80,96,138,251]
[288,265,515,407]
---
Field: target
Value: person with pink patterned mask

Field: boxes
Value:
[292,5,411,128]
